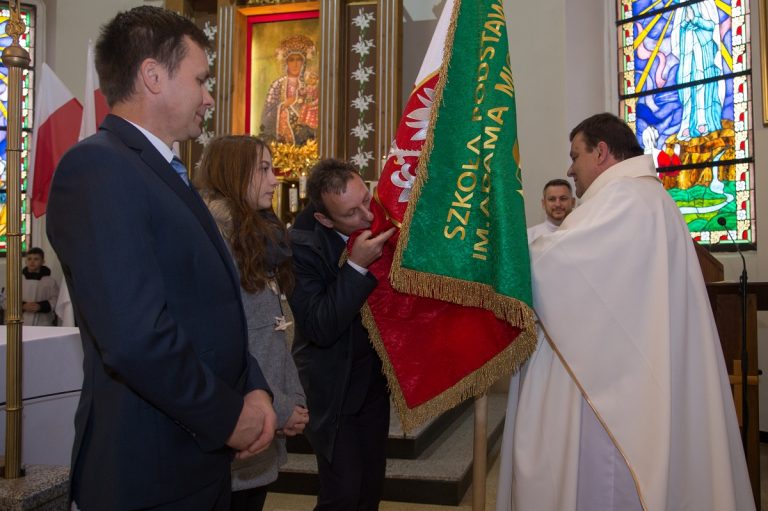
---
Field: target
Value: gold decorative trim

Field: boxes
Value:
[537,320,648,511]
[239,1,320,17]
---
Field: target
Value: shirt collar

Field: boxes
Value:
[124,119,176,164]
[544,218,560,231]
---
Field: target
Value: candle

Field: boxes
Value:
[299,173,308,199]
[289,185,299,213]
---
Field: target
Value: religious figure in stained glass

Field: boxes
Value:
[259,34,319,145]
[617,0,754,248]
[672,1,725,140]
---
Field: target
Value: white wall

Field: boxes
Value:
[746,2,768,433]
[42,0,164,104]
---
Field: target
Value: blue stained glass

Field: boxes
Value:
[618,0,754,248]
[0,5,34,252]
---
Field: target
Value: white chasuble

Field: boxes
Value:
[496,155,753,511]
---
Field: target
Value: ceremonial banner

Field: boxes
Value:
[354,0,535,431]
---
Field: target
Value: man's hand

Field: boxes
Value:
[280,405,309,437]
[348,227,396,268]
[22,302,40,313]
[226,389,277,459]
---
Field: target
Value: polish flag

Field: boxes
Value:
[29,63,83,218]
[55,42,107,328]
[78,39,108,140]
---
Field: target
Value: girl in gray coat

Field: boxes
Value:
[196,135,309,511]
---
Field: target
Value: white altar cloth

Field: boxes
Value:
[0,326,82,466]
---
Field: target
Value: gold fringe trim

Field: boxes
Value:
[344,246,536,431]
[391,266,536,334]
[362,301,538,433]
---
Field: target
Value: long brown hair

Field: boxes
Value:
[195,135,293,294]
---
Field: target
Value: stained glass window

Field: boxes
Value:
[0,4,34,253]
[617,0,753,249]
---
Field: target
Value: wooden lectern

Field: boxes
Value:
[696,242,761,509]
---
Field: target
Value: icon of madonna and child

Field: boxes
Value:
[259,34,319,146]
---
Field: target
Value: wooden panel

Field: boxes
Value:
[319,0,401,178]
[707,288,760,509]
[694,240,724,283]
[343,2,378,179]
[375,0,401,178]
[318,0,344,159]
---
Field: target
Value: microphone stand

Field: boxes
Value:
[719,217,748,451]
[738,254,748,451]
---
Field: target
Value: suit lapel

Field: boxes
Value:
[100,115,242,293]
[318,223,346,274]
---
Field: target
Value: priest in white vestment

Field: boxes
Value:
[496,113,754,511]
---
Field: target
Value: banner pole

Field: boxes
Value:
[2,0,30,479]
[473,394,488,510]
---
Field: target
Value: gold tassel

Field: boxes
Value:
[390,266,535,334]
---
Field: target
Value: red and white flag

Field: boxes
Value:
[29,63,82,218]
[78,39,108,140]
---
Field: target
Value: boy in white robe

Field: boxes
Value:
[21,247,59,326]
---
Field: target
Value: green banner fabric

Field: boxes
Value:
[392,0,531,326]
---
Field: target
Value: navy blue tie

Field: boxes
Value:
[170,157,190,186]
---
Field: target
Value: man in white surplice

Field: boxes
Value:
[496,113,754,511]
[526,178,576,244]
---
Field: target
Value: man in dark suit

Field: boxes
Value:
[288,159,395,510]
[46,7,276,510]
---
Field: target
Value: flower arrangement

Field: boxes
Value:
[270,138,319,179]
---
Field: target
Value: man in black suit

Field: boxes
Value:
[46,7,276,510]
[289,159,395,510]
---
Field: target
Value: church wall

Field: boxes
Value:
[507,0,570,227]
[41,0,160,107]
